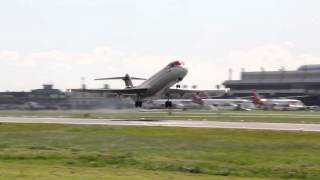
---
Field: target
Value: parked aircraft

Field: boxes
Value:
[252,91,305,110]
[72,61,200,108]
[143,94,254,110]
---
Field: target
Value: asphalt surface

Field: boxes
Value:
[0,116,319,132]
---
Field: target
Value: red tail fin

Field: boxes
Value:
[192,94,204,105]
[252,90,263,105]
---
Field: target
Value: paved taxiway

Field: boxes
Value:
[0,116,319,132]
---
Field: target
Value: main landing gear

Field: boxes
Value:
[135,100,172,108]
[165,93,173,108]
[135,100,143,108]
[165,101,172,108]
[135,94,143,108]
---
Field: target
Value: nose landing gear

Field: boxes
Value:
[176,77,183,89]
[165,93,173,108]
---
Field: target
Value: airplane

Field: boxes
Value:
[143,94,254,110]
[193,96,254,110]
[191,94,254,110]
[252,90,305,110]
[72,61,197,108]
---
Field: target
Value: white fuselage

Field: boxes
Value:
[144,98,254,110]
[259,99,305,110]
[136,65,188,99]
[201,99,254,110]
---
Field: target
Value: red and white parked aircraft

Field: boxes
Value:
[252,90,305,110]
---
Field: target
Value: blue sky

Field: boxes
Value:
[1,0,320,91]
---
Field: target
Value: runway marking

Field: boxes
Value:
[0,116,319,132]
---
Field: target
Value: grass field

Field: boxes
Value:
[0,123,319,179]
[0,163,267,180]
[0,110,320,123]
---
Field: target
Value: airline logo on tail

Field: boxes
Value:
[192,94,204,105]
[252,90,264,105]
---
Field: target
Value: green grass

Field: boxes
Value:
[0,123,319,179]
[0,163,262,180]
[1,110,320,123]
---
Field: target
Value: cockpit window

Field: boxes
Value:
[167,61,183,68]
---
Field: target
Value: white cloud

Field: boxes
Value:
[0,47,175,91]
[298,54,320,64]
[0,50,20,61]
[217,43,295,71]
[219,43,319,75]
[0,43,319,91]
[181,43,320,89]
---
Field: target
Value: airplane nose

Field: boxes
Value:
[180,66,188,76]
[183,65,188,72]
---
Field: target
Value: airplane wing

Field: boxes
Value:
[95,77,147,80]
[71,88,149,95]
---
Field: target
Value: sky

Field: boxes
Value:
[1,0,320,91]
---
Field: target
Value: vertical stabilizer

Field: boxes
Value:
[192,94,204,105]
[252,90,264,105]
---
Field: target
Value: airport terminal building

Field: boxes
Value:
[0,84,70,110]
[223,64,320,105]
[0,84,130,110]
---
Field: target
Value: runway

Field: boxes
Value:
[0,116,319,132]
